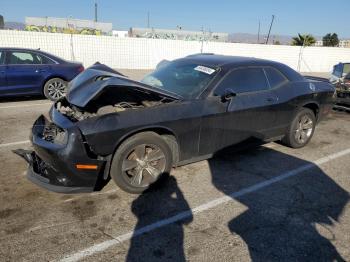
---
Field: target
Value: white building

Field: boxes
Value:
[129,27,228,42]
[339,40,350,48]
[314,40,323,46]
[112,30,129,38]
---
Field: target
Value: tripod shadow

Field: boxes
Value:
[208,144,349,261]
[126,176,192,262]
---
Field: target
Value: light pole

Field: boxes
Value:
[265,15,275,44]
[147,11,150,28]
[257,20,260,44]
[94,2,98,22]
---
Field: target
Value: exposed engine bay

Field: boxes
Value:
[56,96,173,122]
[53,64,180,122]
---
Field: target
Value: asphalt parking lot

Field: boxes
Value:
[0,71,349,262]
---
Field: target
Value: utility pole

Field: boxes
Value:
[265,15,275,44]
[200,26,204,53]
[147,11,150,28]
[257,20,260,44]
[94,2,98,22]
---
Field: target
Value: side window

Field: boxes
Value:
[0,51,4,65]
[264,67,288,89]
[8,51,41,65]
[215,67,269,95]
[333,64,342,77]
[343,64,350,76]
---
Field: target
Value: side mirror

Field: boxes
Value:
[221,88,236,102]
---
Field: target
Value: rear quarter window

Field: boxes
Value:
[38,54,56,64]
[264,67,288,89]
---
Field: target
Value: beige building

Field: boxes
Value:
[339,40,350,48]
[314,39,350,48]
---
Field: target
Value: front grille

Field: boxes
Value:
[42,123,67,144]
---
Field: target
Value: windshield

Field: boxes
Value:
[141,61,218,99]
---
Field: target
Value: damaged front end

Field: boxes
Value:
[14,64,179,193]
[14,115,105,193]
[334,82,350,111]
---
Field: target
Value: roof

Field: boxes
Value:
[178,53,304,81]
[180,54,271,68]
[0,47,41,51]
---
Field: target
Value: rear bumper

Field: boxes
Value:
[16,114,106,193]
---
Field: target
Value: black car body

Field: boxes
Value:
[16,54,335,194]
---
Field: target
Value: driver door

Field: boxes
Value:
[198,67,279,155]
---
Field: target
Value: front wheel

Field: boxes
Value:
[282,108,316,148]
[110,132,173,194]
[43,78,67,101]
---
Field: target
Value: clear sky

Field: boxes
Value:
[1,0,349,38]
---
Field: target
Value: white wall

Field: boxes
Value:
[1,30,350,72]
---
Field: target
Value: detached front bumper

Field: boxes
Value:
[15,114,106,194]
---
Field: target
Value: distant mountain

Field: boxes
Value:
[229,33,322,45]
[229,33,293,45]
[4,21,25,30]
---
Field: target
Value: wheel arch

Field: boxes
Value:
[113,126,180,165]
[301,102,320,120]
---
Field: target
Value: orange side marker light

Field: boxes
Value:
[76,164,98,170]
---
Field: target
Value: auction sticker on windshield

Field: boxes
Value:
[194,65,216,75]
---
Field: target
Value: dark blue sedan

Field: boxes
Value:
[0,48,84,101]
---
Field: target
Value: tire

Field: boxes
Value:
[110,132,173,194]
[282,108,316,148]
[43,78,67,101]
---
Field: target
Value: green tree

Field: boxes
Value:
[322,33,339,47]
[273,40,281,45]
[291,33,316,46]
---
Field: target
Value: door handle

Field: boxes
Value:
[266,97,275,103]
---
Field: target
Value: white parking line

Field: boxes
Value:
[0,140,30,148]
[58,147,350,262]
[0,102,51,109]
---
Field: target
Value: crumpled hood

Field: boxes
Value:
[66,64,181,108]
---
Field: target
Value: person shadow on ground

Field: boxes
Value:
[208,144,349,261]
[126,175,193,262]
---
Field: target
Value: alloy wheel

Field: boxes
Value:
[47,80,67,100]
[122,144,166,188]
[294,114,314,144]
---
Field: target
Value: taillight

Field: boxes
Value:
[77,65,84,73]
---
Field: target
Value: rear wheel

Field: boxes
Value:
[282,108,316,148]
[43,78,67,101]
[110,132,173,194]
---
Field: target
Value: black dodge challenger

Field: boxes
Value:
[15,54,335,194]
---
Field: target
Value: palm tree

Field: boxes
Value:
[291,33,316,46]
